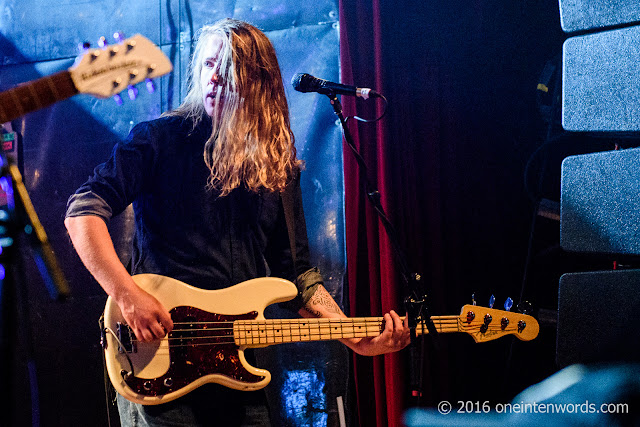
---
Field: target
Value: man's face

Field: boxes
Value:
[200,35,225,117]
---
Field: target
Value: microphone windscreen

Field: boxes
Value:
[291,73,321,93]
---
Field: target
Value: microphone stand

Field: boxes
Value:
[325,93,437,403]
[0,153,70,299]
[0,149,70,425]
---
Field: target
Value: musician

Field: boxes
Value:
[65,18,409,426]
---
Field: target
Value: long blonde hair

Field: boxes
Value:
[169,18,301,195]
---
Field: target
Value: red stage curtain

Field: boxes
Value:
[339,1,407,426]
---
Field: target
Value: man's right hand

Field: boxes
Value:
[117,286,174,342]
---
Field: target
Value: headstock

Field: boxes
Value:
[69,34,172,99]
[457,304,539,343]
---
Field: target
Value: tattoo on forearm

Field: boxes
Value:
[308,287,342,315]
[303,307,323,318]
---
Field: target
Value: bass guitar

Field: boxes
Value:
[102,274,539,405]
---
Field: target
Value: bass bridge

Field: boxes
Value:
[116,322,137,353]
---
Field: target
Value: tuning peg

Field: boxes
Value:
[504,297,513,312]
[489,294,495,309]
[113,31,126,43]
[113,94,124,106]
[98,36,108,48]
[145,78,156,94]
[79,41,101,62]
[127,85,138,101]
[471,293,476,306]
[77,41,97,63]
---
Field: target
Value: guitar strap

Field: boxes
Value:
[99,314,117,426]
[281,178,297,270]
[280,172,324,312]
[277,177,306,313]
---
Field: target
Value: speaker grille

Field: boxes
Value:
[557,270,640,367]
[562,25,640,132]
[559,0,640,33]
[561,148,640,255]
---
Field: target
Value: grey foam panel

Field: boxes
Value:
[562,25,640,132]
[557,269,640,367]
[560,148,640,255]
[559,0,640,33]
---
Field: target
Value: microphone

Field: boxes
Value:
[291,73,380,99]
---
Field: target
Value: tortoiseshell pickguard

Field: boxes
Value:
[123,307,264,397]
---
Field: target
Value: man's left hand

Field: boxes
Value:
[348,310,411,356]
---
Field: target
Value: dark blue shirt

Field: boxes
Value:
[66,115,314,295]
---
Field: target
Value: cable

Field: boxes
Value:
[345,93,389,123]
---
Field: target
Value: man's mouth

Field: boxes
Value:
[206,90,224,100]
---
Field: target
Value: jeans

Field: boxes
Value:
[116,385,271,427]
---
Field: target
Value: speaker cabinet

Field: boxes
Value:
[557,269,640,367]
[559,0,640,33]
[560,148,640,255]
[562,25,640,132]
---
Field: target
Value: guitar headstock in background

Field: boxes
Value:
[70,33,172,101]
[0,33,172,124]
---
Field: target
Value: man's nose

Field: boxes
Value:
[210,72,219,83]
